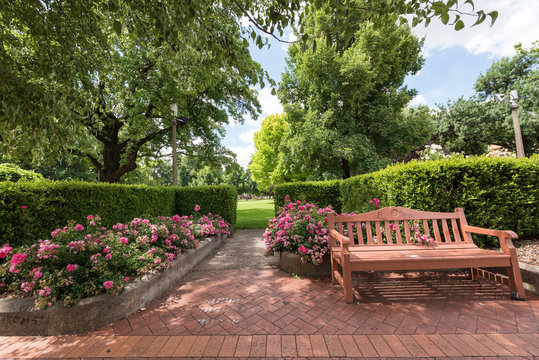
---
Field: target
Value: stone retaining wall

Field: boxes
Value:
[520,262,539,295]
[0,234,225,336]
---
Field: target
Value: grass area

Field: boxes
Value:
[235,199,275,229]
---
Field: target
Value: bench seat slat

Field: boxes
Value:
[375,221,382,244]
[395,221,403,244]
[432,220,442,243]
[366,221,373,245]
[384,221,393,244]
[356,222,364,245]
[451,218,462,242]
[442,219,452,242]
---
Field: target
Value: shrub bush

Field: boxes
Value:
[273,180,342,213]
[264,197,334,265]
[341,155,539,247]
[0,211,230,309]
[0,163,43,182]
[0,181,236,246]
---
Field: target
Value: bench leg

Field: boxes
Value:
[342,255,353,303]
[506,261,527,300]
[330,253,338,285]
[470,267,477,280]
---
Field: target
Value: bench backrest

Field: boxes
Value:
[328,207,473,246]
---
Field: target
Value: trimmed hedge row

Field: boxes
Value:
[341,156,538,246]
[0,163,44,182]
[272,156,538,247]
[174,185,237,225]
[0,181,236,246]
[273,180,342,213]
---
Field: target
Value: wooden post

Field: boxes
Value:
[171,104,178,186]
[511,103,525,158]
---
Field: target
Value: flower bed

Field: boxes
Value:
[0,207,230,311]
[264,196,334,266]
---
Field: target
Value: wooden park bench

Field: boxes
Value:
[327,207,527,303]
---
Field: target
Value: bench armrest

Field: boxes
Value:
[329,229,350,254]
[462,225,518,254]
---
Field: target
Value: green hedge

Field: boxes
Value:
[0,181,236,246]
[341,156,539,246]
[0,163,44,182]
[273,180,342,213]
[174,185,237,225]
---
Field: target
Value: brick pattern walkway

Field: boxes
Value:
[1,266,538,358]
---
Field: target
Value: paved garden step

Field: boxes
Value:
[194,229,278,270]
[1,333,538,358]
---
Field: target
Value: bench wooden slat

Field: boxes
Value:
[432,220,442,243]
[356,222,364,245]
[451,218,462,242]
[403,221,411,244]
[375,221,383,244]
[384,221,393,244]
[395,221,403,244]
[422,220,430,236]
[366,221,373,245]
[442,219,451,242]
[347,222,355,245]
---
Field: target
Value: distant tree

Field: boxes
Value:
[435,43,538,155]
[249,114,302,190]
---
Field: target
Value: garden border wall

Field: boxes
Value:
[0,234,225,336]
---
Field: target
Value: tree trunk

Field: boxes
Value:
[341,158,351,179]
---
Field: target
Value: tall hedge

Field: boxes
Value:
[0,163,44,182]
[0,181,236,246]
[341,156,538,245]
[273,180,342,213]
[175,185,237,225]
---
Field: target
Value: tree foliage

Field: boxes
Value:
[278,8,430,179]
[249,114,299,190]
[435,43,538,155]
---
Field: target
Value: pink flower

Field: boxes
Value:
[66,264,78,272]
[87,215,95,220]
[10,253,27,265]
[105,253,112,260]
[125,277,130,282]
[21,282,34,292]
[51,228,62,237]
[194,204,200,212]
[103,281,113,290]
[119,237,129,244]
[74,224,84,231]
[390,223,396,231]
[298,245,308,254]
[0,244,13,259]
[21,205,28,210]
[38,286,51,296]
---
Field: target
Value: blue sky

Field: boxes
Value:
[222,0,539,168]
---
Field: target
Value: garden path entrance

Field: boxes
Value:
[1,229,538,359]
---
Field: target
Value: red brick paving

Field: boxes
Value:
[1,269,538,358]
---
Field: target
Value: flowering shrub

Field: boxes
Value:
[412,230,436,247]
[0,206,229,310]
[264,196,334,265]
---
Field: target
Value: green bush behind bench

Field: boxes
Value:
[0,181,236,246]
[274,156,538,247]
[273,180,343,213]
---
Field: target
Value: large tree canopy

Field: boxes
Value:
[435,43,538,155]
[277,6,431,179]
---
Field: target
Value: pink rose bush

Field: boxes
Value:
[264,196,334,265]
[0,211,230,310]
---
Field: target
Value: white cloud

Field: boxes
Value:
[229,145,255,168]
[408,94,429,107]
[258,87,284,116]
[414,0,539,58]
[239,129,257,144]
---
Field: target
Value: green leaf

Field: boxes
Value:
[441,12,449,25]
[112,20,122,35]
[454,20,464,31]
[488,11,498,26]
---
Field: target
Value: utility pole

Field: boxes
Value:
[171,104,178,186]
[509,90,525,158]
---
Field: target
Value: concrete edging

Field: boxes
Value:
[520,261,539,295]
[0,234,225,336]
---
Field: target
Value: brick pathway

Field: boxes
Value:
[1,230,538,359]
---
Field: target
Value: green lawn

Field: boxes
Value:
[235,199,275,229]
